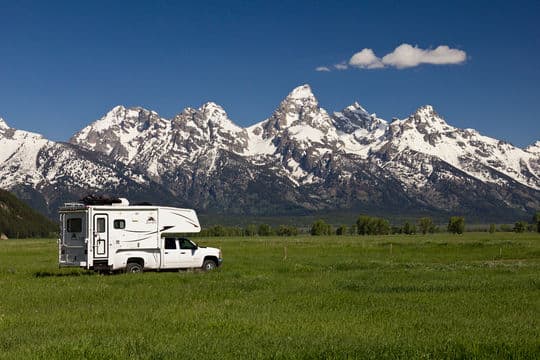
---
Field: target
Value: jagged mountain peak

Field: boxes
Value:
[287,84,316,100]
[1,84,540,221]
[402,104,451,132]
[253,84,332,138]
[174,102,243,134]
[89,105,162,132]
[200,102,233,123]
[346,101,368,113]
[333,102,387,134]
[0,117,9,130]
[411,105,443,121]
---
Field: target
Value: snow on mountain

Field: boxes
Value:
[1,84,539,219]
[0,117,9,130]
[245,84,354,185]
[0,118,51,188]
[373,105,540,190]
[70,105,170,166]
[526,141,540,155]
[71,102,250,177]
[68,85,539,191]
[0,115,164,215]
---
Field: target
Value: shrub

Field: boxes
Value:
[417,217,435,235]
[311,219,332,236]
[336,225,347,235]
[257,224,274,236]
[276,225,299,236]
[402,221,416,235]
[356,216,390,235]
[244,224,258,236]
[513,221,528,233]
[533,212,540,233]
[448,216,465,234]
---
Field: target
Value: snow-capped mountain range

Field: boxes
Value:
[1,85,539,221]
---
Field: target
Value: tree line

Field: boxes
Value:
[190,212,540,237]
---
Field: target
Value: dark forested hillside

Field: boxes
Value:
[0,189,58,238]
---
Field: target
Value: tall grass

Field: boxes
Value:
[0,233,539,359]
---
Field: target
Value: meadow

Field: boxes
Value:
[0,233,539,359]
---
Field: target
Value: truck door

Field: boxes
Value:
[162,237,198,269]
[93,214,109,258]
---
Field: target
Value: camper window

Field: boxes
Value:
[97,218,106,233]
[67,218,82,233]
[113,220,126,229]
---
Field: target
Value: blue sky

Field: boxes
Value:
[0,0,538,146]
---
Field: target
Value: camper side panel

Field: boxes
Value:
[108,208,160,270]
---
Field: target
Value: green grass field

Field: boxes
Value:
[0,233,539,359]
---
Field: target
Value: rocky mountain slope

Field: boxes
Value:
[1,85,539,221]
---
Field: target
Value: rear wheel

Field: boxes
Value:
[202,259,217,271]
[126,262,143,273]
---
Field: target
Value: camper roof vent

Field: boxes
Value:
[112,198,130,206]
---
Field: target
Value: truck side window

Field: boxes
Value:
[165,238,176,249]
[113,220,126,229]
[179,238,196,250]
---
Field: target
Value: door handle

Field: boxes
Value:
[164,252,169,254]
[180,252,186,254]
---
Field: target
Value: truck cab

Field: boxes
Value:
[161,237,222,271]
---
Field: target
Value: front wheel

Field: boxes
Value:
[202,259,217,271]
[126,262,143,273]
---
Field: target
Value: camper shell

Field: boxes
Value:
[58,198,222,272]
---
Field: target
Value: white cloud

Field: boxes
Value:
[315,66,331,72]
[348,48,384,69]
[316,43,467,71]
[381,44,467,69]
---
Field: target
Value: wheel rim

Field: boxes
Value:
[205,262,216,270]
[129,264,142,273]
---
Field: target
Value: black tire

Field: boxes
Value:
[126,262,143,273]
[202,259,217,271]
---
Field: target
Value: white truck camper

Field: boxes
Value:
[58,198,222,273]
